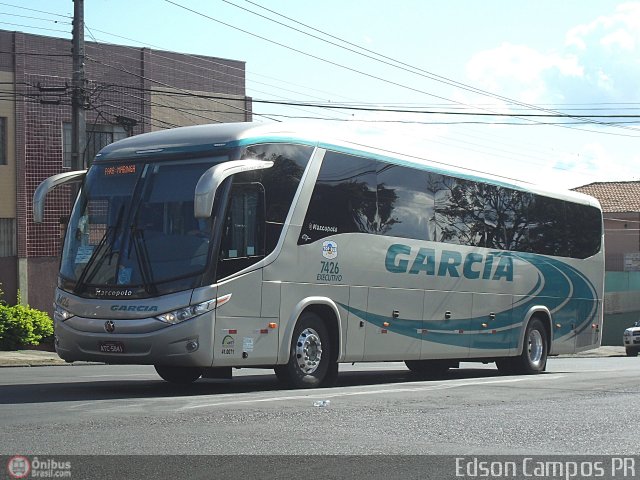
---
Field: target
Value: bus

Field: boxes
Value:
[34,122,604,388]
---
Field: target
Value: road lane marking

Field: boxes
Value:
[178,375,561,411]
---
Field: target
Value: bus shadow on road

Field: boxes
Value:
[0,364,515,405]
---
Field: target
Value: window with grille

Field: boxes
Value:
[63,123,127,168]
[0,218,16,257]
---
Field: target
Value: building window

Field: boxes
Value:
[0,218,16,257]
[0,117,6,165]
[63,123,127,168]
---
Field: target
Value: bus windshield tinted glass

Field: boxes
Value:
[60,158,224,296]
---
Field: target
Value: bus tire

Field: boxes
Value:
[625,348,638,357]
[275,312,335,389]
[154,365,202,384]
[405,359,451,377]
[511,317,548,374]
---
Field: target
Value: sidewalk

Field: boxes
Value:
[558,345,626,358]
[0,350,101,367]
[0,346,627,367]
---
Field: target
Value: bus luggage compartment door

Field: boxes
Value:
[469,292,514,358]
[421,290,472,360]
[364,287,424,362]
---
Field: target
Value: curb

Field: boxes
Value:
[0,360,104,367]
[0,351,104,368]
[557,346,625,358]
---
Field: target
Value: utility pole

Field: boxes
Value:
[71,0,86,171]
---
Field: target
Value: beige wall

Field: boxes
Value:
[150,87,248,131]
[0,70,15,218]
[605,213,640,254]
[604,213,640,271]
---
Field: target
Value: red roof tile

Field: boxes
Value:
[573,181,640,212]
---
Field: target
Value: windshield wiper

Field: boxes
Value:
[130,227,157,295]
[73,205,125,294]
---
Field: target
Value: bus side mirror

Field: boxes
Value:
[33,170,87,223]
[194,159,273,219]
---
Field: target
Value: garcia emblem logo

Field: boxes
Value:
[322,240,338,259]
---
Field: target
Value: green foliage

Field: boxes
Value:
[0,299,54,351]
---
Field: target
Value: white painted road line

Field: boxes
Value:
[178,375,561,411]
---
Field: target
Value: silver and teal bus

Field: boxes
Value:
[34,122,604,387]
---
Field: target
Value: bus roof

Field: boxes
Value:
[94,122,601,210]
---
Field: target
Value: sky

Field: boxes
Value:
[7,0,640,190]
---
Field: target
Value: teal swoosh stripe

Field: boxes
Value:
[511,252,598,337]
[337,301,519,349]
[336,252,598,350]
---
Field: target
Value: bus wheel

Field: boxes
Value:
[405,360,451,377]
[625,348,638,357]
[154,365,202,384]
[275,312,335,389]
[511,318,548,374]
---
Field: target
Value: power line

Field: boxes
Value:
[10,61,640,124]
[78,29,259,123]
[258,113,640,125]
[84,54,264,122]
[4,83,620,184]
[0,11,71,25]
[4,6,635,185]
[0,21,69,33]
[83,23,362,106]
[83,13,640,129]
[0,2,71,19]
[0,50,71,57]
[102,86,231,126]
[82,28,351,120]
[91,84,640,120]
[211,0,640,137]
[9,1,640,136]
[82,44,260,122]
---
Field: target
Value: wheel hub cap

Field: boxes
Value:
[528,329,544,367]
[295,327,322,374]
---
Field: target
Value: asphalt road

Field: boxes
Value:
[1,357,638,456]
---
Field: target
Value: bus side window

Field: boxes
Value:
[216,182,266,280]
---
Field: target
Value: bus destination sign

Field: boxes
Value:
[104,164,136,176]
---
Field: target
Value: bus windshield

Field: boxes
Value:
[61,156,227,297]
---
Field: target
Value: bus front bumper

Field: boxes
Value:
[54,313,214,367]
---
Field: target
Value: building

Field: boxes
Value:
[0,29,251,313]
[573,181,640,344]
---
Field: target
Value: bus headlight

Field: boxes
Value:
[54,304,73,322]
[156,301,213,325]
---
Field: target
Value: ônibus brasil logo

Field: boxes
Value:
[7,456,30,479]
[6,456,72,479]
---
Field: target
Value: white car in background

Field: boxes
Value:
[623,321,640,357]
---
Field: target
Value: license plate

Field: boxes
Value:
[98,341,125,353]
